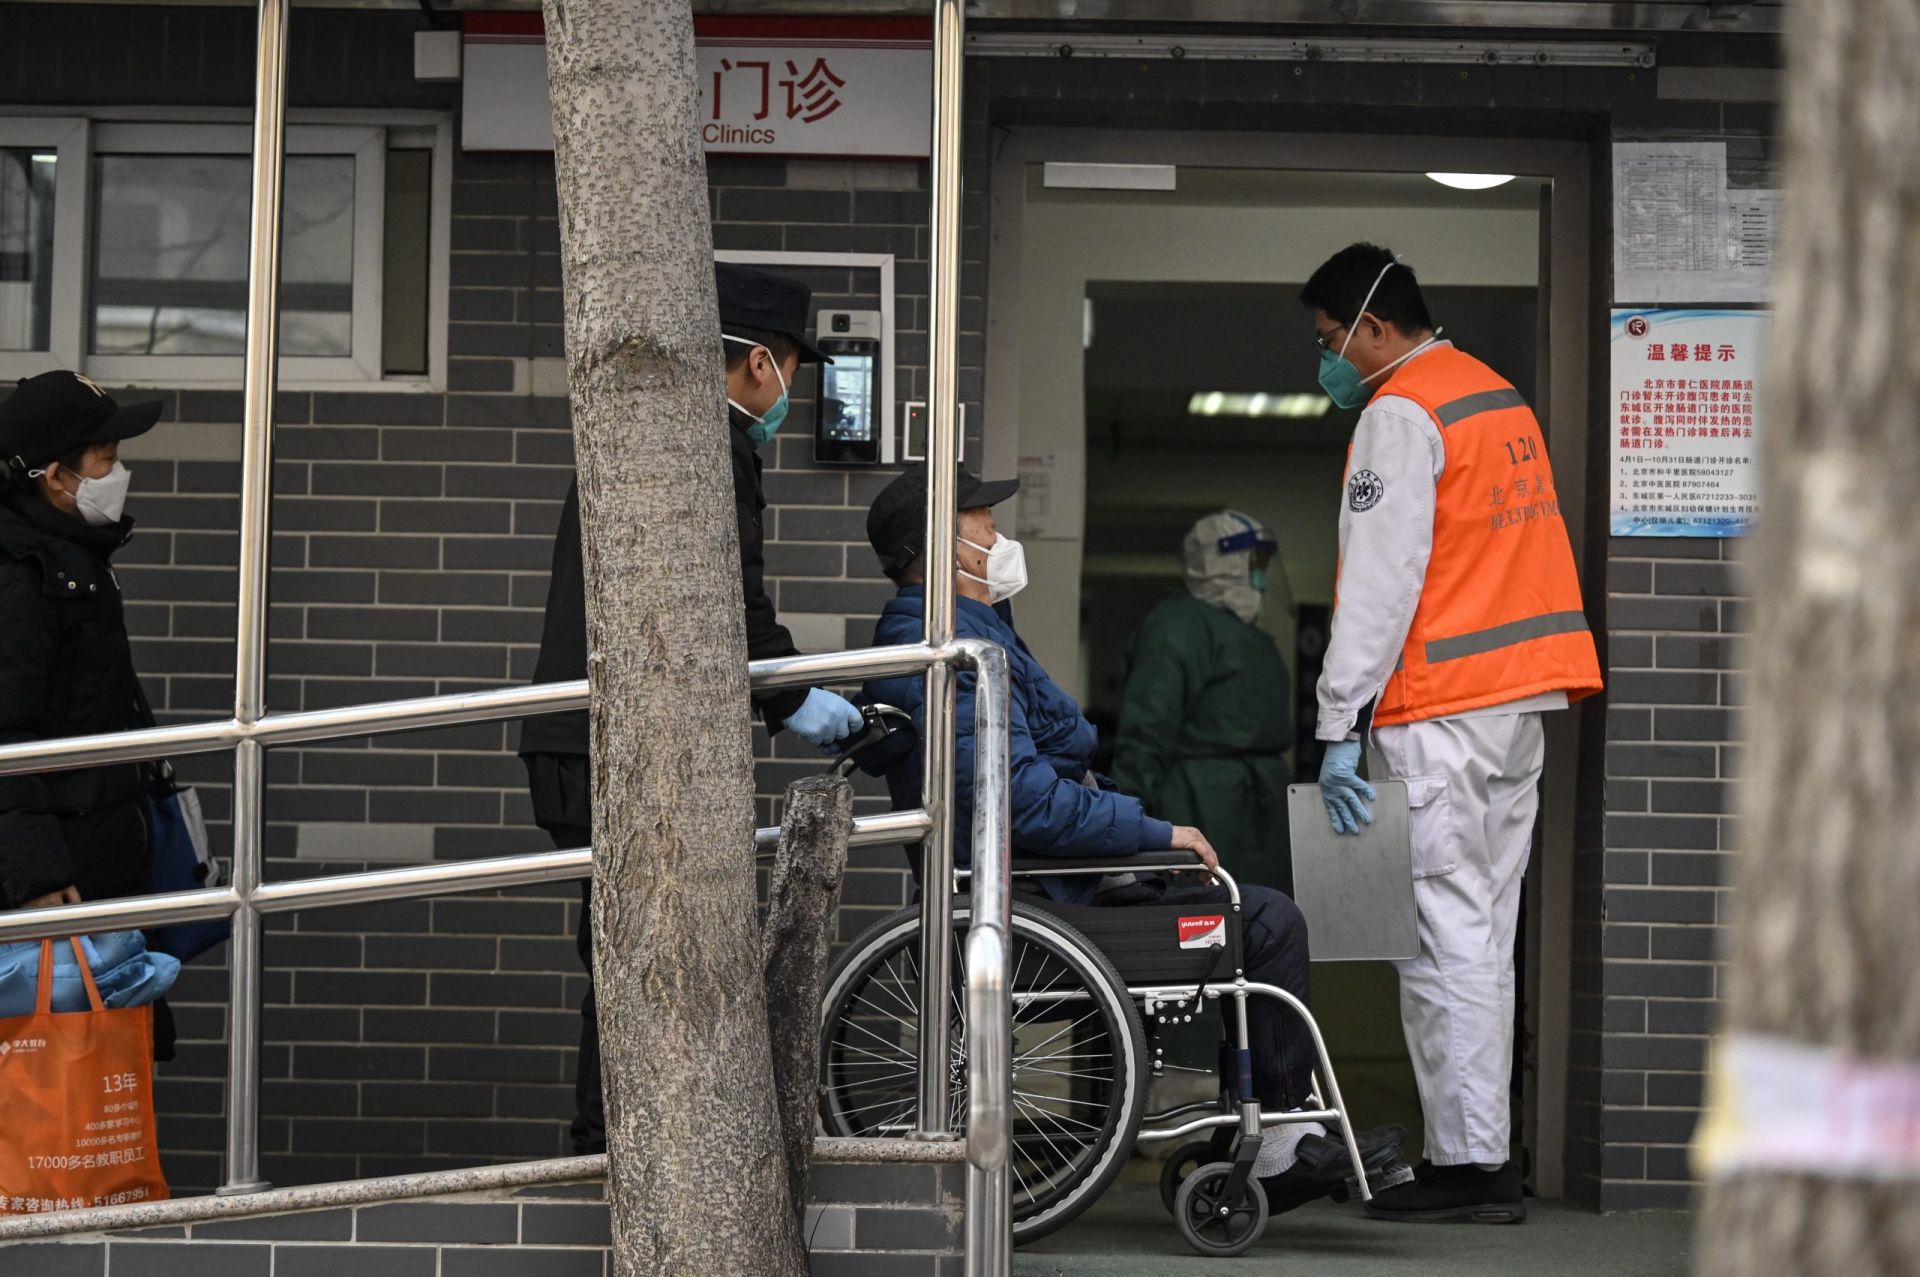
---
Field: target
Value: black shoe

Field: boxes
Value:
[1260,1125,1407,1215]
[1364,1160,1527,1224]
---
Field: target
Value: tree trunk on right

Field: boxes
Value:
[1697,1,1920,1272]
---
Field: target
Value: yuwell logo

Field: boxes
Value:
[1177,915,1227,950]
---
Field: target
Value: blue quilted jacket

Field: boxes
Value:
[863,587,1173,906]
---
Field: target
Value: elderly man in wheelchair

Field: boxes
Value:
[816,464,1411,1257]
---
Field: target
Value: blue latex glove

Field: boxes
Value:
[1318,740,1376,836]
[784,687,865,751]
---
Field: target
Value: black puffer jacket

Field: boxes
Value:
[0,488,150,909]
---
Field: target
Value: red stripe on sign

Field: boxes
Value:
[695,16,933,42]
[463,13,931,46]
[694,40,932,50]
[463,12,544,37]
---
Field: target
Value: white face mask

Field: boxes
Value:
[73,461,133,527]
[958,532,1028,604]
[30,458,133,527]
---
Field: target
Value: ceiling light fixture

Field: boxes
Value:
[1187,392,1333,419]
[1426,172,1516,191]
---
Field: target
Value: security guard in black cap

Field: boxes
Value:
[521,262,864,1155]
[0,372,166,910]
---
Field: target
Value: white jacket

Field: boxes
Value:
[1314,344,1566,742]
[1315,387,1444,743]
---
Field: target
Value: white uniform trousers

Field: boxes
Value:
[1371,711,1545,1167]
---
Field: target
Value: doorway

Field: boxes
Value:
[983,133,1593,1192]
[1079,266,1544,1154]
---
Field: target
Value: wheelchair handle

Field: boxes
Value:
[826,703,913,778]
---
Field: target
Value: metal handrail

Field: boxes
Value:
[0,0,1008,1267]
[0,642,966,1191]
[0,810,937,945]
[0,644,943,779]
[956,635,1013,1277]
[0,644,1011,1253]
[916,0,965,1156]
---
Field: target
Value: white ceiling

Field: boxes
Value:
[1031,165,1549,211]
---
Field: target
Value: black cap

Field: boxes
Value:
[867,464,1021,580]
[716,262,831,365]
[0,372,163,473]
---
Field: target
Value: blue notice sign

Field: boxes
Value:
[1610,308,1769,537]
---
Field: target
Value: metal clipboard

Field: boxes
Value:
[1285,781,1418,962]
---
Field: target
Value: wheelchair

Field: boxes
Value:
[813,707,1391,1257]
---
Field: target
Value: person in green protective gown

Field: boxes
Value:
[1113,510,1297,894]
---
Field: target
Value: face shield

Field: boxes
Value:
[1183,510,1290,623]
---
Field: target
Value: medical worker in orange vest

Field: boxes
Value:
[1301,244,1602,1224]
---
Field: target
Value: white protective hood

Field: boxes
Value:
[1183,509,1276,624]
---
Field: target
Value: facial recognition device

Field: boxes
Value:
[815,309,883,466]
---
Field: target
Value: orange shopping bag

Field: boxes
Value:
[0,937,170,1215]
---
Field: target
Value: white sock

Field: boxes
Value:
[1251,1118,1326,1177]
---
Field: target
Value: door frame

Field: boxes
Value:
[982,127,1593,1197]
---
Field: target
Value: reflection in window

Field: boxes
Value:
[90,153,355,357]
[0,148,56,353]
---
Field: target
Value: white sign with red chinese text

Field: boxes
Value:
[461,16,932,158]
[1177,916,1227,951]
[1610,308,1770,537]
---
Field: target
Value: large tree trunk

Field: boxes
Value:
[541,2,805,1273]
[762,775,855,1226]
[1696,1,1920,1272]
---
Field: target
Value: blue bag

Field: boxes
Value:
[0,931,180,1017]
[131,684,230,962]
[143,777,230,963]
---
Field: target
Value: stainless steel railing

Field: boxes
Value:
[917,0,967,1159]
[0,0,1009,1269]
[958,638,1013,1272]
[0,640,1013,1276]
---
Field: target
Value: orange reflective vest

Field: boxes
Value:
[1361,346,1603,726]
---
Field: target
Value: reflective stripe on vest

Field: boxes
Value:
[1425,609,1591,665]
[1360,346,1603,726]
[1435,387,1528,428]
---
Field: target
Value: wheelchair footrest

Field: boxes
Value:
[1331,1158,1417,1203]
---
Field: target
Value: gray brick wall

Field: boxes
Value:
[0,1162,965,1275]
[1,3,972,1194]
[4,0,1779,1210]
[1565,91,1774,1211]
[127,143,957,1192]
[1570,539,1741,1208]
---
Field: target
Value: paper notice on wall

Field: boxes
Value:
[1610,308,1769,537]
[1015,453,1055,539]
[1726,190,1781,271]
[1614,143,1778,304]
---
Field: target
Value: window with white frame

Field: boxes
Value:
[0,116,449,388]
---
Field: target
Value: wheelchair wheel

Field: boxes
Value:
[819,900,1147,1245]
[1174,1162,1269,1258]
[1159,1135,1232,1216]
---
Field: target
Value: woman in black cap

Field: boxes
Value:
[0,371,163,920]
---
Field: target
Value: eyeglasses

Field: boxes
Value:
[1314,323,1349,352]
